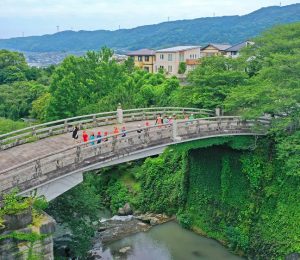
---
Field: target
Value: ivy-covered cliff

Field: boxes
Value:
[48,136,300,259]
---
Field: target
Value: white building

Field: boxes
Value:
[154,46,201,76]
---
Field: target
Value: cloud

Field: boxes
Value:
[0,0,299,38]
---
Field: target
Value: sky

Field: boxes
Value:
[0,0,299,39]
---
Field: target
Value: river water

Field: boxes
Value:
[99,221,243,260]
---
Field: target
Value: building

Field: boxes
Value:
[126,49,156,72]
[225,41,254,58]
[200,44,232,57]
[154,46,201,76]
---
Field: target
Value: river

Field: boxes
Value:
[97,221,243,260]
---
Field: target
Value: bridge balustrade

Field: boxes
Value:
[0,116,269,197]
[0,107,212,151]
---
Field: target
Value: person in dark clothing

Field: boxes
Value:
[72,126,79,143]
[97,131,102,144]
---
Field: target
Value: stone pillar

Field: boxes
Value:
[215,107,221,117]
[117,103,123,124]
[172,120,181,141]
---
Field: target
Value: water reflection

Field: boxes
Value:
[105,221,243,260]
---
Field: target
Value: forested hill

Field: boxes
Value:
[1,3,300,53]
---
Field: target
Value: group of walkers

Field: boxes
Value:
[71,125,127,145]
[71,112,195,145]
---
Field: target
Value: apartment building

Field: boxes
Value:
[126,49,156,72]
[154,46,201,76]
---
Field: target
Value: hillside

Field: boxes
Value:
[0,4,300,52]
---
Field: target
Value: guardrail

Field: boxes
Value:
[0,107,213,151]
[0,116,270,196]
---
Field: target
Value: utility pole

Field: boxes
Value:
[280,2,282,7]
[213,12,216,17]
[56,25,60,32]
[118,25,120,30]
[167,16,170,22]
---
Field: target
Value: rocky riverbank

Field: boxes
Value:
[88,203,174,259]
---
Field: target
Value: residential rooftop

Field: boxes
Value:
[225,41,254,52]
[127,49,156,56]
[201,43,232,51]
[156,46,201,53]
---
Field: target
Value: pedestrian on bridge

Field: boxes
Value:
[97,131,102,144]
[82,131,89,143]
[121,126,127,137]
[89,133,95,146]
[72,126,79,143]
[103,131,108,142]
[155,114,163,129]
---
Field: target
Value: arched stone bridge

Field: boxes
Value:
[0,107,269,201]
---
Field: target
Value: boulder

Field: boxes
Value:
[118,203,133,216]
[118,207,126,216]
[3,208,33,231]
[123,203,133,215]
[119,246,131,254]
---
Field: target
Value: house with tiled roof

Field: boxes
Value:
[201,43,232,57]
[225,41,254,58]
[127,49,156,72]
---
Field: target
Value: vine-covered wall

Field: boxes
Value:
[136,136,300,258]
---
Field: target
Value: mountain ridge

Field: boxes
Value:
[1,4,300,53]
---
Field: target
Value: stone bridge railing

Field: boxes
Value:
[0,107,213,151]
[0,116,270,196]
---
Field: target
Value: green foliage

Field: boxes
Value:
[183,56,249,109]
[178,62,187,74]
[106,180,131,214]
[0,50,28,84]
[46,174,102,258]
[0,190,30,215]
[0,81,47,120]
[0,117,28,134]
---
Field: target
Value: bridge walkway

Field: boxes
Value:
[0,120,153,171]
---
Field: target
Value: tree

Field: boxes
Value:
[185,56,249,109]
[178,62,187,74]
[0,50,28,84]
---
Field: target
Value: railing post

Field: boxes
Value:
[172,120,181,141]
[117,103,123,124]
[34,159,42,177]
[32,127,36,137]
[93,114,97,127]
[64,120,68,133]
[215,107,221,117]
[75,146,81,163]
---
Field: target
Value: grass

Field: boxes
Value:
[0,117,29,135]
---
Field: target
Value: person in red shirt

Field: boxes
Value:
[82,131,89,143]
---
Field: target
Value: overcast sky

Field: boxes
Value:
[0,0,299,39]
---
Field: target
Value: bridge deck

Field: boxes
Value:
[0,121,151,171]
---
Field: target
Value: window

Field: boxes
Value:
[145,56,150,62]
[160,54,164,60]
[159,65,164,69]
[144,66,150,72]
[168,65,172,72]
[168,54,172,61]
[138,56,143,61]
[179,53,184,62]
[155,65,158,72]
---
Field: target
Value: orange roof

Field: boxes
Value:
[186,59,200,65]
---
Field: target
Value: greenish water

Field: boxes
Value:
[103,221,243,260]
